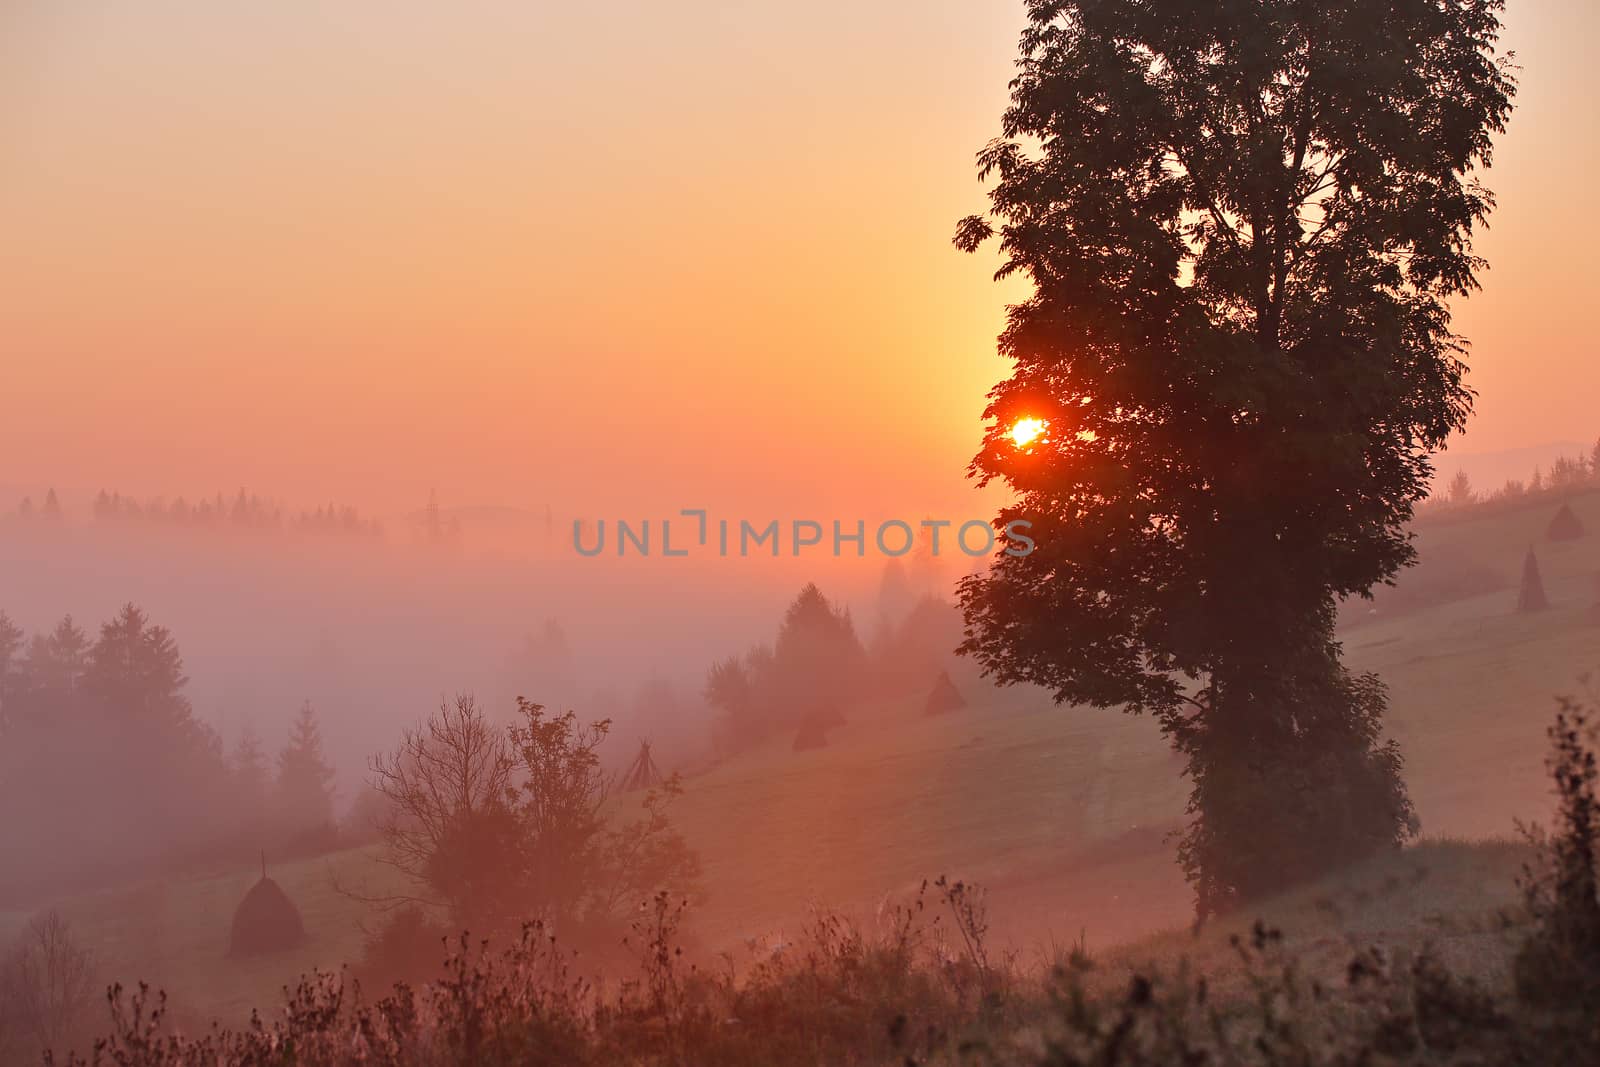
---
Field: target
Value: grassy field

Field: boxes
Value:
[3,489,1595,1030]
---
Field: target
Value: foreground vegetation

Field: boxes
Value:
[7,698,1591,1065]
[3,490,1594,1062]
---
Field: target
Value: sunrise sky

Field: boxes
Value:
[2,0,1594,521]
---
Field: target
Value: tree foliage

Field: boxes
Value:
[276,700,337,833]
[368,696,700,936]
[85,605,193,737]
[0,605,245,896]
[702,583,871,752]
[229,724,270,807]
[1516,698,1600,1011]
[770,583,865,720]
[0,611,23,740]
[956,0,1514,911]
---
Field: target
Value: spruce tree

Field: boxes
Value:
[276,700,336,832]
[26,617,90,718]
[0,610,22,735]
[84,604,193,736]
[231,722,271,821]
[771,584,865,723]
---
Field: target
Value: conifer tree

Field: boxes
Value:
[705,656,756,747]
[0,611,22,734]
[84,604,193,736]
[231,722,271,819]
[276,700,337,831]
[771,584,865,722]
[25,617,91,718]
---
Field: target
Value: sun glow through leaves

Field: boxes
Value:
[1009,417,1047,447]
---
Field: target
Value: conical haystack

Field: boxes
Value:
[1546,503,1584,542]
[924,670,967,717]
[792,715,830,752]
[229,857,305,958]
[619,740,664,792]
[1516,547,1549,613]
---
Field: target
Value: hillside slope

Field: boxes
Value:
[3,491,1594,1027]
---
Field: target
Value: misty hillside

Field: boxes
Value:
[4,486,1593,1029]
[8,2,1600,1061]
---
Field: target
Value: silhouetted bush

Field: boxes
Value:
[356,905,457,993]
[1514,697,1600,1014]
[363,696,701,942]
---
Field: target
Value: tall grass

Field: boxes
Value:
[37,696,1600,1065]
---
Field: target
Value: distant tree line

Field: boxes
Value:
[4,487,383,539]
[0,605,339,900]
[1426,435,1600,516]
[9,490,64,522]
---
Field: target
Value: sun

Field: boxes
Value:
[1009,417,1047,447]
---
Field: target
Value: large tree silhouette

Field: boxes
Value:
[956,0,1515,914]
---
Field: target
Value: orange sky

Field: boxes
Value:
[2,1,1594,519]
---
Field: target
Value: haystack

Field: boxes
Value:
[924,670,966,717]
[619,740,664,792]
[228,857,305,957]
[1516,547,1549,613]
[1546,503,1585,542]
[792,715,830,752]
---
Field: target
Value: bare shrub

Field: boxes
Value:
[932,875,1013,1008]
[368,694,520,927]
[2,910,94,1058]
